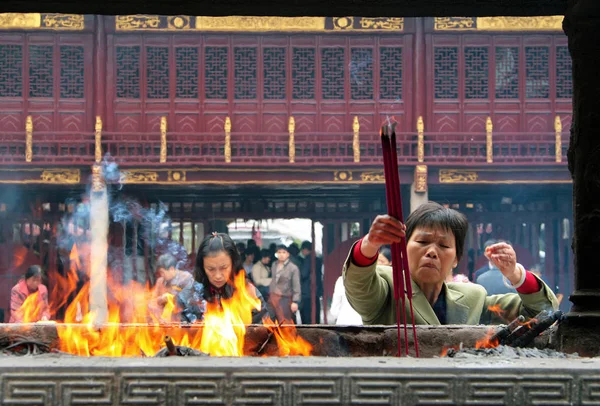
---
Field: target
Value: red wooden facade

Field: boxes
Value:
[0,15,575,320]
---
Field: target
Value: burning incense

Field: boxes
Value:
[380,122,420,357]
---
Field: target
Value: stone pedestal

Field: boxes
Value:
[559,0,600,356]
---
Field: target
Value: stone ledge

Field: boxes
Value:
[0,356,597,405]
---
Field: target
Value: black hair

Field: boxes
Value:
[300,240,312,251]
[259,248,271,259]
[405,201,469,262]
[156,253,177,271]
[25,265,42,280]
[380,247,392,263]
[195,233,244,300]
[276,244,289,253]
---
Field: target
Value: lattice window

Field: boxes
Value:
[147,47,169,99]
[176,47,198,99]
[434,47,458,99]
[60,46,84,99]
[556,46,572,99]
[292,48,315,100]
[379,47,402,100]
[234,47,257,99]
[495,47,519,99]
[0,45,23,97]
[263,48,286,100]
[464,47,488,99]
[321,48,345,100]
[116,46,140,99]
[29,45,54,98]
[525,46,549,98]
[205,47,228,99]
[350,48,373,100]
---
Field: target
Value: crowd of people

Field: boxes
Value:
[8,201,558,328]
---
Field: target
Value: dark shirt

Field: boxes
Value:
[432,287,447,325]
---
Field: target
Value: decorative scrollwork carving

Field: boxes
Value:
[289,116,295,163]
[360,171,385,182]
[41,169,81,184]
[352,116,360,163]
[119,170,158,184]
[434,17,475,30]
[439,169,478,183]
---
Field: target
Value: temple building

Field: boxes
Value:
[0,14,573,321]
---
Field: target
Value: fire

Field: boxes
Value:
[474,328,499,349]
[487,304,505,319]
[53,269,313,358]
[263,317,312,356]
[49,244,82,316]
[16,291,44,323]
[200,271,261,356]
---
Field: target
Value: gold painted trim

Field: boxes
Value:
[555,116,562,163]
[25,115,32,163]
[197,16,324,32]
[91,165,105,191]
[40,169,80,184]
[486,117,493,164]
[353,116,360,163]
[360,171,385,182]
[414,164,428,192]
[94,116,102,164]
[434,17,475,30]
[224,117,231,163]
[289,116,295,164]
[440,169,479,183]
[160,116,167,163]
[434,16,562,31]
[168,170,187,182]
[0,13,84,30]
[477,16,563,31]
[116,15,160,30]
[417,116,424,163]
[120,169,159,184]
[333,171,353,181]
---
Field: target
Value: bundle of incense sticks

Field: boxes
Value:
[380,122,419,357]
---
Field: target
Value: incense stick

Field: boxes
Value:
[380,123,420,357]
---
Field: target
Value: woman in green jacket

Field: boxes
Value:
[343,202,558,325]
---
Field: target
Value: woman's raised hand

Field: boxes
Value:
[361,215,406,258]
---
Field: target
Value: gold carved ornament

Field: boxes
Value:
[434,17,476,30]
[42,14,84,30]
[439,169,478,183]
[360,171,385,182]
[288,116,295,163]
[477,16,563,31]
[486,116,493,163]
[417,116,424,163]
[160,116,167,163]
[555,115,562,163]
[120,170,159,183]
[352,116,360,163]
[25,115,33,163]
[414,164,428,193]
[94,116,102,164]
[116,15,160,30]
[40,169,80,184]
[358,17,404,31]
[224,117,231,163]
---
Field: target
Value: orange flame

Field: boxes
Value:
[53,270,309,357]
[474,328,499,349]
[263,317,312,356]
[49,244,81,316]
[15,291,45,323]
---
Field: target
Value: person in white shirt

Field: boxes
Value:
[328,276,362,325]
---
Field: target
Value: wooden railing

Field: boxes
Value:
[0,125,569,166]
